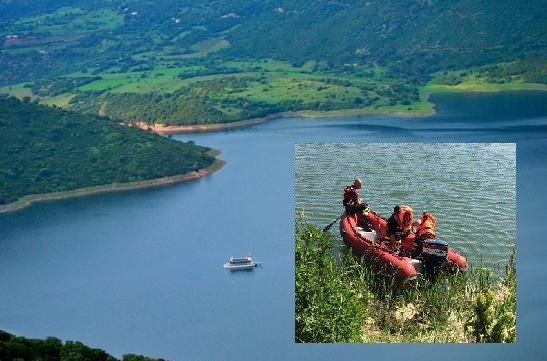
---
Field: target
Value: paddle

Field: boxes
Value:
[323,213,344,232]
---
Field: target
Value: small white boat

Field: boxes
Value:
[223,256,261,270]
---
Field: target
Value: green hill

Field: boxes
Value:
[0,96,218,207]
[0,329,168,361]
[0,0,545,124]
[224,0,546,77]
[1,0,544,80]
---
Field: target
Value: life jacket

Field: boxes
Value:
[385,205,412,249]
[343,185,359,206]
[416,212,436,239]
[396,205,413,231]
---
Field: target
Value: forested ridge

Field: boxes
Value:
[0,96,216,205]
[0,0,545,125]
[1,0,545,81]
[225,0,546,77]
[0,329,168,361]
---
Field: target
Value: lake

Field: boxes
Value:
[295,142,515,270]
[1,91,546,361]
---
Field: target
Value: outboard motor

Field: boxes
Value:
[421,238,448,284]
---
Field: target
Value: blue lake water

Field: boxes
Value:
[1,91,547,360]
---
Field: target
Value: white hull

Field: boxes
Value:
[223,261,260,270]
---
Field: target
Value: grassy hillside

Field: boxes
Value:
[0,0,545,125]
[64,71,424,124]
[0,96,217,206]
[295,217,516,343]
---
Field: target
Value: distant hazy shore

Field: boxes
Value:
[0,151,225,214]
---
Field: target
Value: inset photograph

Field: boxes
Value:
[295,143,516,343]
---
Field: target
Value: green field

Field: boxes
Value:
[2,57,542,124]
[0,83,33,98]
[3,7,122,36]
[3,56,428,117]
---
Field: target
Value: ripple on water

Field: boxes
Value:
[295,143,516,268]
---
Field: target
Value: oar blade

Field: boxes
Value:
[322,214,344,232]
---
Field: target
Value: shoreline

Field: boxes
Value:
[130,115,278,135]
[421,82,547,94]
[134,86,546,135]
[133,107,434,135]
[0,152,226,214]
[2,86,543,213]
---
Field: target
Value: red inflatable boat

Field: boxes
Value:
[340,209,467,285]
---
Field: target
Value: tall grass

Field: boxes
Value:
[295,217,365,342]
[295,214,516,343]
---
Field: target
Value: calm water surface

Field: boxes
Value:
[1,91,546,361]
[295,143,515,269]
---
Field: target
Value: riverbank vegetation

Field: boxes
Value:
[0,330,167,361]
[295,215,516,343]
[1,1,545,125]
[0,96,217,206]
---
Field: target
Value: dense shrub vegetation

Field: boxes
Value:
[66,75,420,125]
[0,330,167,361]
[0,96,216,205]
[295,215,516,343]
[1,0,545,125]
[1,0,544,84]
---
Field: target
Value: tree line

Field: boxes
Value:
[0,329,168,361]
[0,96,216,205]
